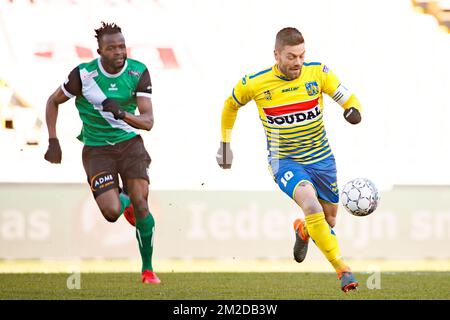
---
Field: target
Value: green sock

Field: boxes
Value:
[135,213,155,272]
[118,192,131,216]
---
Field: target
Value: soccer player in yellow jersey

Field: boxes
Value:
[216,27,362,292]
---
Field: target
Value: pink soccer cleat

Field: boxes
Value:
[142,270,161,284]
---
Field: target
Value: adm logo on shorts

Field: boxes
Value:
[90,171,115,191]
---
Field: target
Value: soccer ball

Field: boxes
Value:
[341,178,380,216]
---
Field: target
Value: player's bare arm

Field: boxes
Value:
[102,96,154,131]
[44,87,70,163]
[123,96,154,131]
[46,87,69,139]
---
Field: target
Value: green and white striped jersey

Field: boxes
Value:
[61,58,152,146]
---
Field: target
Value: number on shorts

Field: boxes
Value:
[281,171,294,187]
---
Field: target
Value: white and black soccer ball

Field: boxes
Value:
[341,178,380,216]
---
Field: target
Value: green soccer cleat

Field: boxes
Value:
[293,219,309,263]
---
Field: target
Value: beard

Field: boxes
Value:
[280,64,301,80]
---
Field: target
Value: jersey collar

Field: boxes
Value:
[97,58,128,78]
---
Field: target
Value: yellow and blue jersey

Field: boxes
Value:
[222,62,361,165]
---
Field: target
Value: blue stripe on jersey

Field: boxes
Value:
[269,140,330,157]
[266,125,324,143]
[272,144,331,160]
[303,62,321,66]
[249,67,272,79]
[232,88,243,106]
[268,131,327,149]
[262,120,323,136]
[293,150,333,163]
[269,148,333,163]
[297,148,333,162]
[269,136,329,154]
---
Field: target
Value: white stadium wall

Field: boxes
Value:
[0,184,449,260]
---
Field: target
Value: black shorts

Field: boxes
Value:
[82,135,151,198]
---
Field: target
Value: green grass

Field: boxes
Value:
[0,272,448,300]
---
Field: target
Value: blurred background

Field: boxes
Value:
[0,0,449,273]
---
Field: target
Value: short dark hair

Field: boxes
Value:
[94,21,122,44]
[275,27,304,50]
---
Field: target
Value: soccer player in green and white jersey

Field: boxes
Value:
[44,22,160,284]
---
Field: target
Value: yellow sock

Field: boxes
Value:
[305,212,350,274]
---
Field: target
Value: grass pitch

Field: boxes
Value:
[0,272,448,300]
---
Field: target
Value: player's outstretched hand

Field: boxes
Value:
[216,142,233,169]
[44,138,62,164]
[343,107,361,125]
[102,98,126,120]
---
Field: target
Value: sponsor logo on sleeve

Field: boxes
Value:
[128,70,141,77]
[81,70,98,81]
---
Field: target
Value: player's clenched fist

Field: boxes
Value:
[343,107,361,125]
[102,98,126,120]
[216,142,233,169]
[44,138,62,164]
